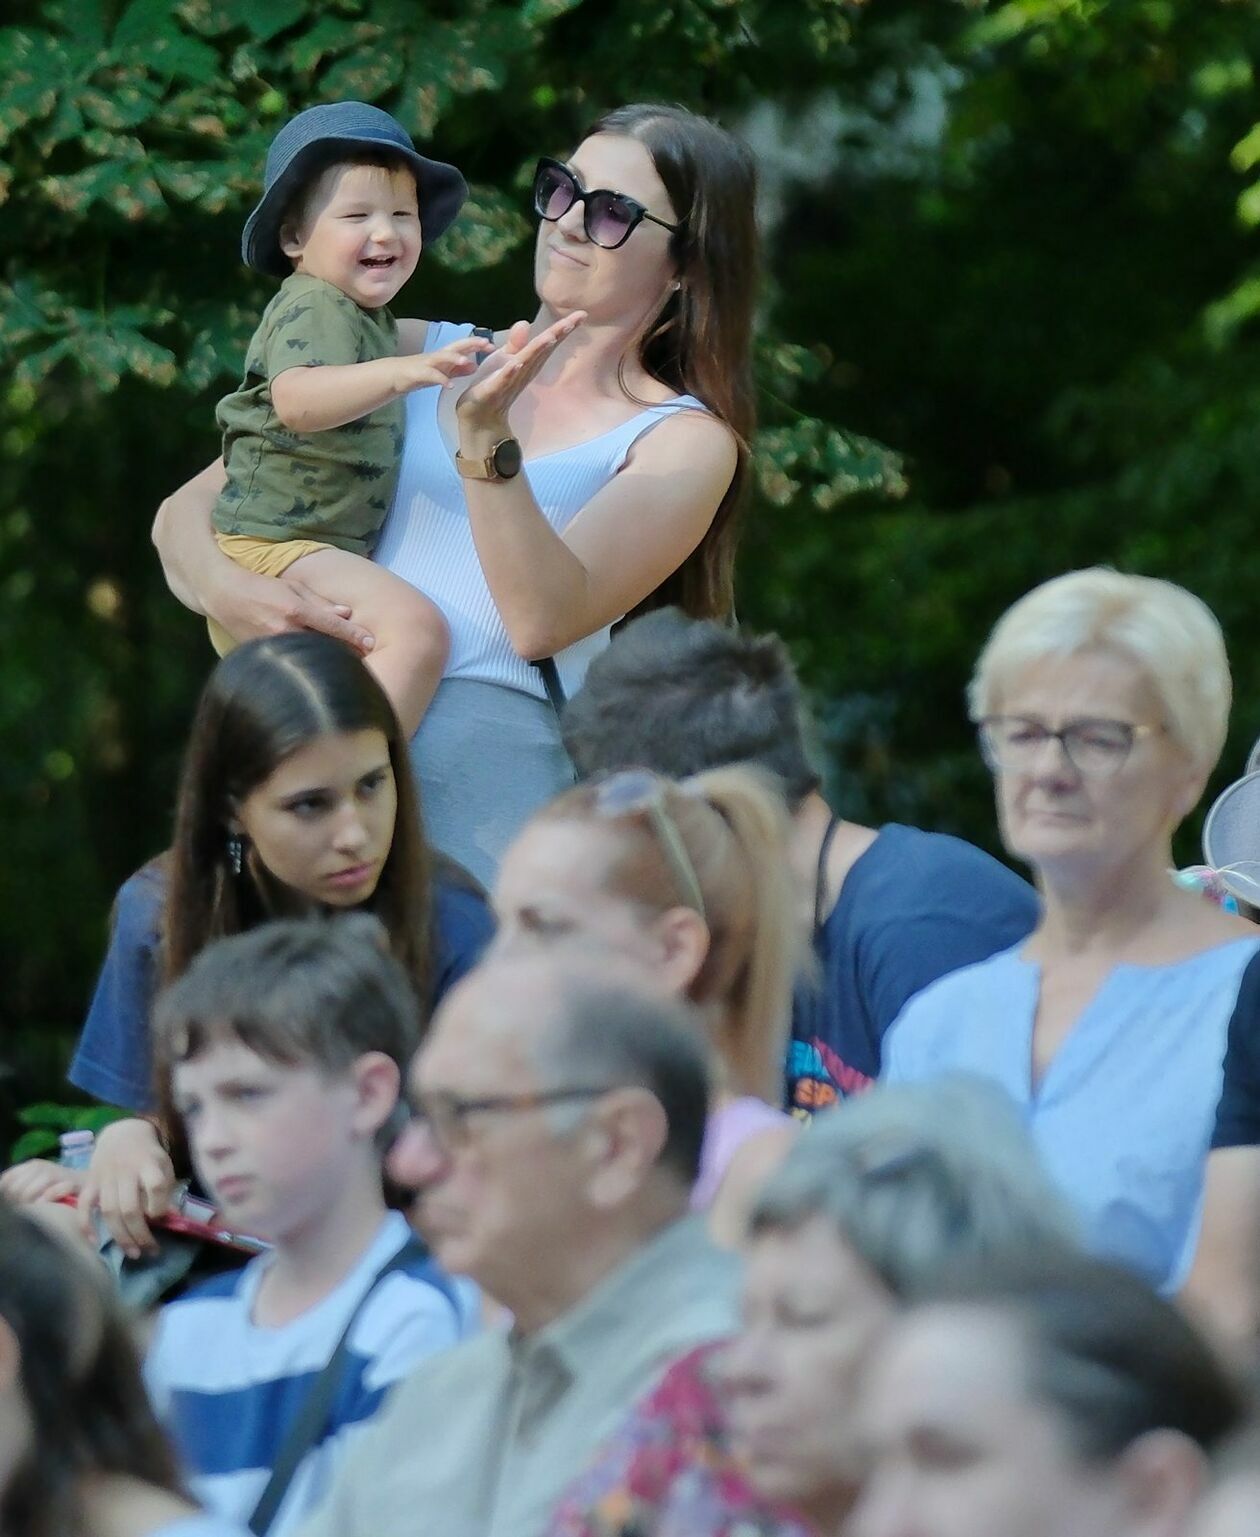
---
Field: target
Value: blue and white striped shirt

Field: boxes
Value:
[146,1214,471,1537]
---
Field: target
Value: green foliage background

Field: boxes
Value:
[3,0,1260,1135]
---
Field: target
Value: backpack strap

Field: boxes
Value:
[247,1235,447,1535]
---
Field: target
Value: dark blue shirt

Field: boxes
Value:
[69,862,494,1112]
[786,823,1039,1116]
[1212,947,1260,1149]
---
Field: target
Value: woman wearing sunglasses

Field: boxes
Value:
[882,567,1260,1295]
[153,104,758,887]
[490,765,804,1245]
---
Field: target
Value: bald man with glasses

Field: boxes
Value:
[295,953,738,1537]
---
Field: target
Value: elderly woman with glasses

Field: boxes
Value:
[152,104,759,886]
[883,567,1260,1294]
[490,765,805,1244]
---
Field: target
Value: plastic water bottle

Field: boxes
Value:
[58,1129,95,1170]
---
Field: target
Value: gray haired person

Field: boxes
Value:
[717,1078,1079,1533]
[295,952,734,1537]
[548,1078,1079,1537]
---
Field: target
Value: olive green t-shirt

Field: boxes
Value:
[212,272,404,556]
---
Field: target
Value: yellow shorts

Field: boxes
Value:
[207,532,334,655]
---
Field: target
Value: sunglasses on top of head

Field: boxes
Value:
[532,158,683,251]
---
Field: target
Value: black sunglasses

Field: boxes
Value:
[532,157,683,250]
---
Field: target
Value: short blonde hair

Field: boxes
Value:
[968,568,1232,770]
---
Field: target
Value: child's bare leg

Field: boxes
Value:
[285,550,448,737]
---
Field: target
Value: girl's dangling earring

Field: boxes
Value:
[227,834,243,876]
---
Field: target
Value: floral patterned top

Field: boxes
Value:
[546,1341,817,1537]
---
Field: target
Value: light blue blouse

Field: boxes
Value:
[883,936,1260,1291]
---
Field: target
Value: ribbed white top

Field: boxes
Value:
[375,321,707,699]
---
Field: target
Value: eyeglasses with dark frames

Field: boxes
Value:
[592,769,708,919]
[977,715,1164,778]
[533,158,683,250]
[406,1086,613,1154]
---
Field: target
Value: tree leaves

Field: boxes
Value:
[431,184,531,272]
[756,420,908,510]
[0,30,65,145]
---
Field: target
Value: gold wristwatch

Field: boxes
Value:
[455,437,523,481]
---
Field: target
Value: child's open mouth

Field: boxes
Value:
[360,256,396,268]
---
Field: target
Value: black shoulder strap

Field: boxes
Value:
[533,656,567,719]
[813,813,842,937]
[247,1236,443,1535]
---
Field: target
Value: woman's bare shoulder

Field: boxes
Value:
[623,400,739,471]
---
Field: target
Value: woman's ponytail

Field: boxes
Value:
[685,766,805,1102]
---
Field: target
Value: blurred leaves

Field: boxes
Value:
[11,1101,126,1163]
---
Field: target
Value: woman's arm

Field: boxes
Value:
[151,459,373,649]
[456,319,737,659]
[1181,1146,1260,1351]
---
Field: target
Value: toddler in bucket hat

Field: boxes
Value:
[209,101,491,738]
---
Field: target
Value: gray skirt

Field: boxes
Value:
[408,678,576,890]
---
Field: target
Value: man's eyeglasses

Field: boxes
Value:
[533,158,683,250]
[406,1087,611,1154]
[592,769,707,918]
[978,715,1163,778]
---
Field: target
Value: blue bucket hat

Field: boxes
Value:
[242,100,468,279]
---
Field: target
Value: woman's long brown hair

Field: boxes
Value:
[0,1200,187,1537]
[162,633,433,1003]
[587,103,760,624]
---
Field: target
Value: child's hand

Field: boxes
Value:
[398,335,493,393]
[78,1118,176,1259]
[0,1157,83,1206]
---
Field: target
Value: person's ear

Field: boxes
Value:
[650,907,710,998]
[583,1087,669,1209]
[350,1051,402,1139]
[1115,1429,1208,1537]
[1168,748,1212,828]
[279,221,305,262]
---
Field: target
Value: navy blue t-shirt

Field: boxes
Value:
[69,862,495,1112]
[786,823,1039,1117]
[1212,947,1260,1149]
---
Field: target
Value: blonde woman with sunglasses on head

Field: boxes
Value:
[491,765,805,1244]
[883,568,1260,1295]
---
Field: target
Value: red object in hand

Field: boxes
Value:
[54,1193,268,1255]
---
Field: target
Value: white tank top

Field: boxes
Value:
[375,320,708,700]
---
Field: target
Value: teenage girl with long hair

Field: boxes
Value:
[1,633,491,1252]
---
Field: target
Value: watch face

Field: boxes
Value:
[493,437,523,479]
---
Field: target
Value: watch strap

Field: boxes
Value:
[455,437,521,481]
